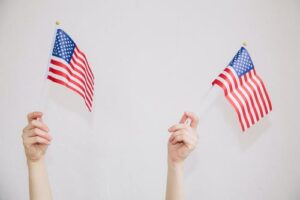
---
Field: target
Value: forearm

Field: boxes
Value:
[166,161,185,200]
[27,158,52,200]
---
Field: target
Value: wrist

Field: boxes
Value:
[168,158,184,170]
[27,157,45,167]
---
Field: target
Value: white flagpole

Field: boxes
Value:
[37,21,61,114]
[197,86,221,120]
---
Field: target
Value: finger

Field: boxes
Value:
[171,133,195,150]
[178,112,192,126]
[179,113,188,124]
[168,124,189,132]
[27,120,49,132]
[25,128,52,141]
[184,111,199,129]
[169,130,183,142]
[27,112,43,123]
[26,136,51,145]
[169,130,188,143]
[171,134,189,145]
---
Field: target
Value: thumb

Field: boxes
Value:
[179,111,199,129]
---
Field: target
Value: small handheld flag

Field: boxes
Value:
[47,29,94,111]
[212,47,272,131]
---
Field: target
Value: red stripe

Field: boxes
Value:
[237,82,255,125]
[244,73,264,118]
[75,47,94,79]
[49,67,92,107]
[73,49,94,83]
[253,70,272,111]
[47,75,92,111]
[249,72,268,115]
[226,69,254,125]
[68,59,94,93]
[54,57,94,93]
[213,79,245,131]
[240,76,259,122]
[70,58,94,93]
[51,59,94,101]
[71,54,94,88]
[225,68,238,88]
[218,71,250,128]
[228,85,250,129]
[219,74,232,93]
[69,60,94,96]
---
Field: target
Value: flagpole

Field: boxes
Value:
[195,41,248,120]
[37,21,61,114]
[197,86,221,120]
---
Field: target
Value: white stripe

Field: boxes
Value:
[246,71,266,115]
[70,58,94,91]
[50,57,94,100]
[222,70,251,127]
[49,63,93,104]
[48,72,85,99]
[239,76,258,123]
[68,57,85,76]
[248,71,267,115]
[74,48,94,82]
[48,72,92,110]
[216,76,247,130]
[74,48,94,80]
[51,57,93,92]
[241,74,260,122]
[228,68,257,125]
[251,71,271,112]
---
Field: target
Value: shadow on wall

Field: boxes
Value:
[215,95,271,151]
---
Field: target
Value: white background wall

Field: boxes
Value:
[0,0,300,199]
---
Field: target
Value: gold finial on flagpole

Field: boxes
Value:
[242,41,247,47]
[55,21,60,26]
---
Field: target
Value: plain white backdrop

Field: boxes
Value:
[0,0,300,199]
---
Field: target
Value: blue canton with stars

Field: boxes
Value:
[229,47,254,77]
[52,29,76,63]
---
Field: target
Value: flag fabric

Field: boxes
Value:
[47,29,94,111]
[212,47,272,131]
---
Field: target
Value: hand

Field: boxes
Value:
[167,111,199,165]
[22,112,52,163]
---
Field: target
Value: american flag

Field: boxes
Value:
[47,29,94,111]
[212,47,272,131]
